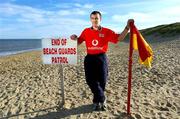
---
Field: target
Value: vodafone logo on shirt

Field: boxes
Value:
[92,39,98,46]
[88,39,102,51]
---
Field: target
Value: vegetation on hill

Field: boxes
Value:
[124,22,180,43]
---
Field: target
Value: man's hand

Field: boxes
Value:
[126,19,134,29]
[70,34,78,40]
[117,19,134,42]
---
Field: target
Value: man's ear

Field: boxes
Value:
[100,17,102,21]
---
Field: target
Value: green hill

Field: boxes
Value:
[124,22,180,43]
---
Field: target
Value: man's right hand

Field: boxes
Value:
[70,34,78,40]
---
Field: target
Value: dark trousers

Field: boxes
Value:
[84,53,108,103]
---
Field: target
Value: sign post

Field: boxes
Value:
[60,64,65,105]
[42,38,77,106]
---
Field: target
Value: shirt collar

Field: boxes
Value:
[90,26,102,31]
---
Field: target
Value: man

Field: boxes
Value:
[71,11,134,111]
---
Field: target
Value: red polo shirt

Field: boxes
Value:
[78,27,119,54]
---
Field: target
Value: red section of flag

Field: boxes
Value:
[131,24,152,63]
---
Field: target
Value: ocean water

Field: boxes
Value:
[0,39,41,56]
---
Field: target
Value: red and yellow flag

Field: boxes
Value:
[127,23,153,115]
[130,24,153,68]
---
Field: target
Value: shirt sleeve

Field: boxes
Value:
[107,29,119,44]
[78,29,86,44]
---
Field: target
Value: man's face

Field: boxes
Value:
[90,14,101,27]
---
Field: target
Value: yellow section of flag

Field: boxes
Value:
[131,24,153,68]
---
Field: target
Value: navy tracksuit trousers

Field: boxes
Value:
[84,53,108,103]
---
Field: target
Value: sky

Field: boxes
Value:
[0,0,180,39]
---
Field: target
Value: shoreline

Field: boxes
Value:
[0,48,41,57]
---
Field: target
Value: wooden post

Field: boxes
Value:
[60,64,65,105]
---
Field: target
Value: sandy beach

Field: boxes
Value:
[0,39,179,119]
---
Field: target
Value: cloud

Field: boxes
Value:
[56,3,93,9]
[0,3,90,38]
[0,3,47,24]
[74,3,81,7]
[74,3,93,9]
[0,3,88,23]
[83,4,93,9]
[112,5,180,29]
[74,8,86,15]
[0,3,45,15]
[57,10,71,16]
[55,3,72,9]
[57,8,86,16]
[100,0,180,9]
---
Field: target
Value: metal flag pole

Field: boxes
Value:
[127,22,134,115]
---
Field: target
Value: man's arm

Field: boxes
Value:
[77,40,82,46]
[70,34,82,46]
[117,25,129,42]
[117,19,134,42]
[71,28,86,46]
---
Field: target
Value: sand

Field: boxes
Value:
[0,40,179,119]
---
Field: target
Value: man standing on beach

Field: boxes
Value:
[71,11,134,111]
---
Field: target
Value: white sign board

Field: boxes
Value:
[42,38,77,65]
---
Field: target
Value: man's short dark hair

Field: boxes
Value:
[90,11,102,18]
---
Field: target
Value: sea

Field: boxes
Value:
[0,39,42,56]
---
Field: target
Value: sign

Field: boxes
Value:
[42,38,77,65]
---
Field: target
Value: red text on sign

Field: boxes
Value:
[52,57,68,64]
[51,38,67,46]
